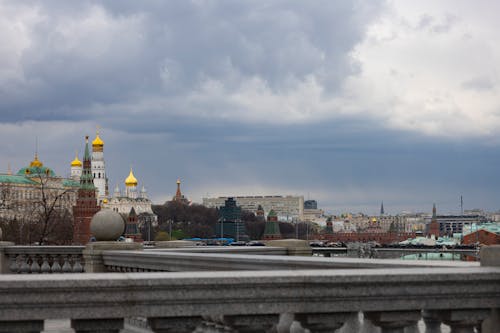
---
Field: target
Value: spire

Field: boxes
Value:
[140,185,148,199]
[432,203,437,219]
[175,178,182,200]
[380,201,385,216]
[114,184,121,198]
[7,162,12,175]
[80,136,95,190]
[29,152,43,168]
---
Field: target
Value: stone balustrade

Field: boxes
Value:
[0,266,498,332]
[2,245,85,274]
[102,248,479,272]
[0,242,498,332]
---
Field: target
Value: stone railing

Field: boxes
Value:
[102,249,479,272]
[0,242,498,332]
[1,245,85,274]
[0,265,498,332]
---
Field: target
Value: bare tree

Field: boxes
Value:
[29,170,76,245]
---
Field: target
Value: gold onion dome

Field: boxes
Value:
[29,153,43,168]
[92,134,104,147]
[71,152,82,167]
[125,168,138,187]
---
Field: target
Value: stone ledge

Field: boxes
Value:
[0,266,498,321]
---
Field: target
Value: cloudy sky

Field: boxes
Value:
[1,0,500,215]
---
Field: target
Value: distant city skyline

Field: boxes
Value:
[1,1,500,215]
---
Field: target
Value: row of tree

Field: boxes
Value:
[149,201,318,241]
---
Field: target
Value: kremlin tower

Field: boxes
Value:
[73,136,100,244]
[428,203,440,238]
[263,209,282,240]
[172,179,189,204]
[91,129,108,204]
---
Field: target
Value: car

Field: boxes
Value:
[246,241,265,246]
[230,241,247,246]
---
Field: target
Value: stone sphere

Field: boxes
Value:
[90,209,125,241]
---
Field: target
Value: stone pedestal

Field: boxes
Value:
[83,241,142,273]
[0,241,14,274]
[481,245,500,267]
[265,239,312,256]
[479,246,500,333]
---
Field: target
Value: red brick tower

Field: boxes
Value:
[428,203,440,238]
[124,207,143,242]
[72,136,100,244]
[263,209,282,240]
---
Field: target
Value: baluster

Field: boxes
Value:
[51,255,62,273]
[8,254,19,273]
[72,255,84,273]
[422,310,442,333]
[30,255,41,274]
[62,255,72,273]
[40,254,51,274]
[19,254,30,274]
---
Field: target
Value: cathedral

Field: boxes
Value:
[71,130,157,241]
[0,128,157,243]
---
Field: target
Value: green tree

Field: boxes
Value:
[154,231,170,241]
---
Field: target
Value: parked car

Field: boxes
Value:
[247,241,265,246]
[230,241,247,246]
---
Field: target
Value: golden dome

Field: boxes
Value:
[125,168,138,187]
[92,134,103,146]
[71,152,82,167]
[92,127,104,152]
[176,178,181,184]
[29,153,43,168]
[102,198,108,204]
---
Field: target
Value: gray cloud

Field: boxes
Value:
[0,0,383,125]
[2,1,500,215]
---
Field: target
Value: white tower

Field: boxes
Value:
[125,168,138,199]
[91,129,108,203]
[70,151,82,181]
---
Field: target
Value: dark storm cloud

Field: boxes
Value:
[0,0,384,125]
